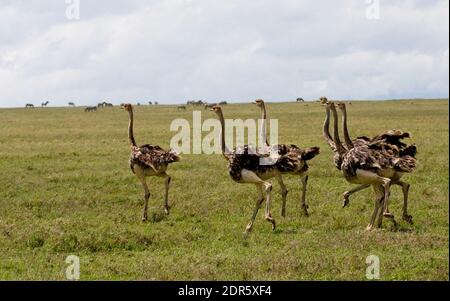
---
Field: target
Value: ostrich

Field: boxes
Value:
[211,106,319,233]
[336,102,416,223]
[322,100,370,207]
[323,102,417,229]
[121,103,180,221]
[322,99,415,223]
[253,99,315,217]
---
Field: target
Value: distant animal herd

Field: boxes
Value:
[23,98,314,111]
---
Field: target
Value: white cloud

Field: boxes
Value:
[0,0,448,107]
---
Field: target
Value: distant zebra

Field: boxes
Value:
[188,100,203,106]
[219,101,228,105]
[25,104,35,108]
[68,102,76,107]
[41,101,49,107]
[85,106,97,112]
[105,103,114,107]
[154,101,159,105]
[296,98,305,102]
[148,101,153,105]
[177,105,187,111]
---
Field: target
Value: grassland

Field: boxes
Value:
[0,99,448,280]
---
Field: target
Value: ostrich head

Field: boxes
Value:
[121,103,133,112]
[253,99,265,107]
[319,97,329,105]
[325,101,333,109]
[337,102,346,110]
[210,105,222,114]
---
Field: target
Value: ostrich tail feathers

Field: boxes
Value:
[168,149,181,163]
[400,145,417,157]
[302,147,320,161]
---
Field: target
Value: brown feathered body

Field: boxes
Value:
[227,144,320,182]
[341,130,417,180]
[130,145,180,175]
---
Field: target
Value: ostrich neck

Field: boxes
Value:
[217,111,229,160]
[331,106,346,156]
[260,104,268,146]
[128,110,137,147]
[323,106,336,151]
[341,106,354,149]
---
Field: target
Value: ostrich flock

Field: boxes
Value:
[121,97,417,234]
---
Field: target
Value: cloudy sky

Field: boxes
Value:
[0,0,448,107]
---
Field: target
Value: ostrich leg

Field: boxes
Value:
[300,175,309,216]
[136,170,150,222]
[394,180,413,224]
[354,169,394,230]
[162,173,172,215]
[368,185,384,231]
[245,185,264,234]
[342,184,370,208]
[381,178,397,228]
[241,170,274,233]
[264,183,275,230]
[277,175,289,217]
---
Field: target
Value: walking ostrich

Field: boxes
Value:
[337,102,416,223]
[211,106,319,233]
[253,99,314,217]
[121,103,180,221]
[322,99,415,222]
[322,100,371,206]
[323,102,417,229]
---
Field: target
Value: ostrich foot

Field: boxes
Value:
[301,204,309,217]
[244,223,253,235]
[403,214,413,225]
[342,197,350,208]
[265,215,276,231]
[385,216,398,230]
[366,224,375,231]
[164,205,171,215]
[383,211,394,218]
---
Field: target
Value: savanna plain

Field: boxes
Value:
[0,99,448,280]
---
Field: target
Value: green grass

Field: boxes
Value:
[0,100,448,280]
